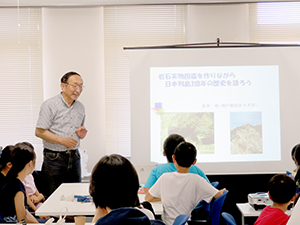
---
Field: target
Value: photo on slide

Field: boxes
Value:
[230,111,262,154]
[160,112,215,154]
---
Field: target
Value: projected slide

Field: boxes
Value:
[150,65,281,164]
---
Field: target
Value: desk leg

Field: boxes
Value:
[241,215,245,225]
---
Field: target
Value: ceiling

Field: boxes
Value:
[0,0,297,7]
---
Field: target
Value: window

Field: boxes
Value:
[0,8,43,147]
[249,2,300,43]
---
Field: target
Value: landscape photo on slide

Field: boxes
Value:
[160,112,215,154]
[230,112,262,154]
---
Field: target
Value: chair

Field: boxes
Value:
[221,212,237,225]
[204,182,219,212]
[188,190,229,225]
[173,214,190,225]
[211,181,219,188]
[191,182,220,221]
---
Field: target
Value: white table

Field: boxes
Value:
[236,203,292,225]
[36,183,163,216]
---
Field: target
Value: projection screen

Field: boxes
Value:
[129,46,300,174]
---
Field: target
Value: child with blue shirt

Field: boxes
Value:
[144,134,210,193]
[143,134,210,219]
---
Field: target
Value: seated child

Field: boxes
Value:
[144,134,210,195]
[19,143,45,207]
[291,144,298,177]
[292,144,300,189]
[0,143,48,222]
[16,142,49,221]
[24,174,45,210]
[144,134,211,219]
[145,142,226,225]
[0,145,14,186]
[254,174,296,225]
[89,154,165,225]
[0,143,38,223]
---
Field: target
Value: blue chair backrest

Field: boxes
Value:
[204,181,220,212]
[208,190,229,225]
[211,181,219,188]
[222,212,237,225]
[173,214,189,225]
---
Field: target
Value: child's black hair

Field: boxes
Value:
[268,174,296,204]
[291,144,300,160]
[6,142,36,180]
[0,145,15,171]
[163,134,185,162]
[89,154,140,210]
[173,142,197,168]
[293,144,300,165]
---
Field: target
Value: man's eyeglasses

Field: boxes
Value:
[66,83,84,90]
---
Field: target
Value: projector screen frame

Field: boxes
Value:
[129,45,300,175]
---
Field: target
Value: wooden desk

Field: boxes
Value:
[236,203,291,225]
[36,183,163,216]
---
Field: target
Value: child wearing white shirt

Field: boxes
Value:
[145,142,226,225]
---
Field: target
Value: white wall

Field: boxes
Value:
[40,4,249,178]
[42,7,106,174]
[187,4,249,43]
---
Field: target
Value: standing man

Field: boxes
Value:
[35,71,87,197]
